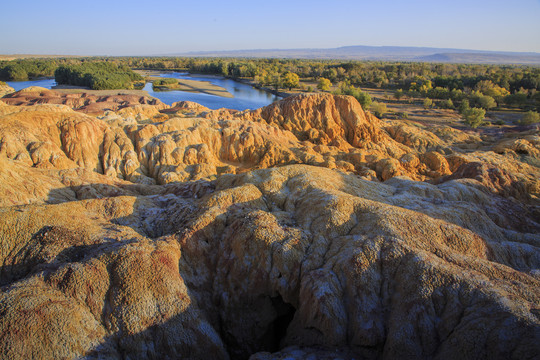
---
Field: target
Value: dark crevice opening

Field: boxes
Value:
[219,294,297,360]
[266,295,296,352]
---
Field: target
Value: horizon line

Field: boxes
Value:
[2,44,540,58]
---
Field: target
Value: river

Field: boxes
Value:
[145,72,281,110]
[6,78,57,92]
[6,73,280,111]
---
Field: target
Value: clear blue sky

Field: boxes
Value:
[1,0,539,55]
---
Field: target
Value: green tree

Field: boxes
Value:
[423,98,433,109]
[282,72,299,90]
[220,62,229,76]
[440,99,454,109]
[470,91,497,110]
[477,95,497,110]
[394,89,404,100]
[54,62,143,90]
[462,107,486,128]
[475,80,509,101]
[504,93,528,107]
[2,64,28,81]
[450,89,465,102]
[322,68,338,82]
[352,89,372,108]
[317,77,332,91]
[459,99,470,114]
[338,84,372,108]
[270,72,281,90]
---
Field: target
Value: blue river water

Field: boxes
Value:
[6,78,57,91]
[7,73,280,111]
[146,72,281,110]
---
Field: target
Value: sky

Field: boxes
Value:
[1,0,540,55]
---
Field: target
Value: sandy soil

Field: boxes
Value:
[159,78,233,98]
[136,70,233,98]
[54,82,232,99]
[54,81,233,99]
[135,70,169,77]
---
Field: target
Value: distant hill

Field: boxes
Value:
[174,45,540,64]
[0,54,82,61]
[416,52,540,64]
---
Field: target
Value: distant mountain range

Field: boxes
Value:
[173,45,540,64]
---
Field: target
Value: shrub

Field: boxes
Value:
[440,99,454,109]
[335,84,372,108]
[472,92,497,110]
[317,77,332,91]
[462,107,486,128]
[350,89,372,108]
[459,99,470,114]
[396,112,408,119]
[504,93,528,106]
[517,111,540,125]
[154,78,177,86]
[370,101,388,117]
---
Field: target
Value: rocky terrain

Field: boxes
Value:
[0,88,538,359]
[0,83,14,98]
[1,86,166,115]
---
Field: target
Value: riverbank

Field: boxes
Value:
[135,71,233,98]
[148,77,233,98]
[233,77,295,98]
[136,69,289,99]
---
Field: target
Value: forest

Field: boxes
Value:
[0,59,61,81]
[54,62,143,90]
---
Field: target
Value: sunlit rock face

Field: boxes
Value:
[0,93,538,359]
[0,83,15,97]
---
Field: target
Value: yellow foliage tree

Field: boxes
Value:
[282,72,300,90]
[317,77,332,91]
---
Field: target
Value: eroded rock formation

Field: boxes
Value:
[1,87,167,114]
[0,83,15,97]
[0,91,538,359]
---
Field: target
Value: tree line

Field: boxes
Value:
[54,62,143,90]
[2,57,538,97]
[126,57,539,111]
[0,59,63,81]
